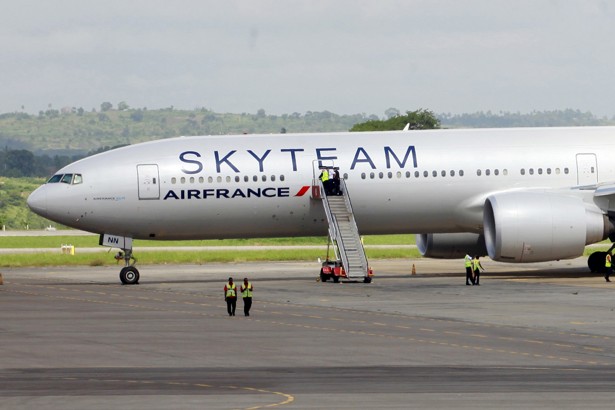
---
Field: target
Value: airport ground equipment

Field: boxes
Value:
[313,177,373,283]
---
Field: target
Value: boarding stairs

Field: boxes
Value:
[314,178,370,280]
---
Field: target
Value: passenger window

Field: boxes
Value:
[521,169,525,175]
[450,170,455,177]
[388,172,393,179]
[494,169,499,176]
[180,177,186,184]
[226,176,231,182]
[546,168,551,175]
[441,170,446,177]
[208,176,213,183]
[415,171,420,178]
[61,174,73,184]
[244,176,249,182]
[538,168,543,175]
[432,170,437,177]
[370,172,375,179]
[485,169,490,176]
[459,170,464,177]
[235,176,240,183]
[171,177,177,184]
[503,169,508,176]
[343,173,348,179]
[555,168,561,175]
[529,169,534,175]
[280,175,285,182]
[564,168,569,174]
[361,173,366,180]
[261,175,266,182]
[252,175,257,182]
[271,175,276,182]
[190,177,195,183]
[199,177,204,183]
[423,171,428,177]
[217,176,223,183]
[72,174,83,184]
[405,171,411,178]
[477,169,482,176]
[379,172,384,179]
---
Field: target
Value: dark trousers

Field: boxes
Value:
[473,269,480,285]
[465,267,473,285]
[243,297,252,316]
[226,297,236,316]
[606,266,613,282]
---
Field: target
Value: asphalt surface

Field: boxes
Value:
[2,258,615,409]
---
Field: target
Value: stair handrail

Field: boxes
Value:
[338,179,369,274]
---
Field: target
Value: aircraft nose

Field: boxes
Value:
[27,186,47,217]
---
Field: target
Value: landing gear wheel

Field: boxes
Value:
[363,277,372,283]
[120,266,140,285]
[333,276,340,283]
[588,251,607,274]
[320,273,329,282]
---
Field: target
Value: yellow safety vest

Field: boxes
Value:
[606,254,612,268]
[465,257,472,268]
[320,169,329,182]
[225,283,236,298]
[472,259,481,271]
[241,282,253,298]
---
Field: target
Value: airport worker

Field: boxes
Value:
[240,277,254,316]
[472,255,484,285]
[332,168,341,195]
[464,254,473,285]
[319,167,330,195]
[224,277,237,316]
[605,252,612,282]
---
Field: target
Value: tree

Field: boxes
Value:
[350,109,440,132]
[385,107,400,119]
[100,102,113,112]
[118,101,129,111]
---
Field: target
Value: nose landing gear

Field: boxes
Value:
[116,248,139,285]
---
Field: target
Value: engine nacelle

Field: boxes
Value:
[483,192,609,263]
[416,232,487,259]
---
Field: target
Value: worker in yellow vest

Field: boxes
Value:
[605,252,612,283]
[241,277,254,316]
[464,254,473,285]
[224,277,237,316]
[319,167,331,195]
[472,256,484,286]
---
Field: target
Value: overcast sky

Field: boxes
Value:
[2,0,615,117]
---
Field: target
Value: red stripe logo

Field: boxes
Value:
[294,186,310,196]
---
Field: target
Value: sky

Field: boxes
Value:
[2,0,615,117]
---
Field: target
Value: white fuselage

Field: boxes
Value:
[27,127,615,242]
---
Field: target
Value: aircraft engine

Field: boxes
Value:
[483,192,610,263]
[416,232,487,259]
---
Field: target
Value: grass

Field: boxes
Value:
[0,234,416,248]
[0,232,606,268]
[0,247,422,268]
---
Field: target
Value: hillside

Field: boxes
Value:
[0,108,371,154]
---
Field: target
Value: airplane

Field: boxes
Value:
[27,126,615,284]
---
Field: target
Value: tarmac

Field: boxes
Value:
[1,257,615,409]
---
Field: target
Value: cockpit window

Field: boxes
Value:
[47,174,63,183]
[47,173,82,184]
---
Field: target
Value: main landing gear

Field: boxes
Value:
[118,248,139,285]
